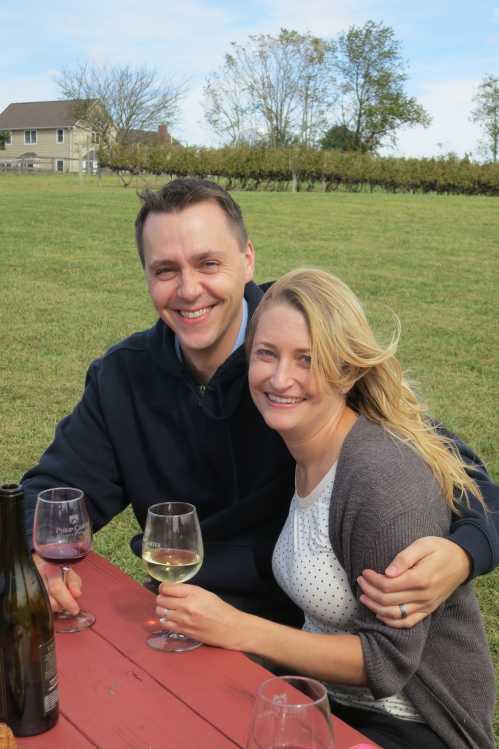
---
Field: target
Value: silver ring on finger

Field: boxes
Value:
[399,603,408,619]
[159,608,170,625]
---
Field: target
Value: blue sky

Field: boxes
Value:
[1,0,498,157]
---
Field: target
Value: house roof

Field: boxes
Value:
[0,100,90,129]
[123,126,180,146]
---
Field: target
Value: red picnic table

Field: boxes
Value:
[16,551,379,749]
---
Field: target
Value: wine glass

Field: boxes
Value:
[142,501,204,652]
[33,487,95,633]
[246,676,335,749]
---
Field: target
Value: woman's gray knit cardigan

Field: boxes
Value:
[328,416,495,749]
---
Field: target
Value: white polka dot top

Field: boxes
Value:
[272,462,423,723]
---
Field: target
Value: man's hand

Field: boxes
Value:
[33,553,82,615]
[357,537,471,628]
[156,583,247,650]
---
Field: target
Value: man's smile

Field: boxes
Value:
[177,306,214,320]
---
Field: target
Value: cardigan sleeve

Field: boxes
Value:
[351,505,449,699]
[329,416,494,709]
[330,425,453,700]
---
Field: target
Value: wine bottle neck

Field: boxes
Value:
[0,488,32,569]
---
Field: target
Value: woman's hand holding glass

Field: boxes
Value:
[155,583,246,651]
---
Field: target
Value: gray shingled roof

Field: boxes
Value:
[0,100,88,129]
[123,127,180,146]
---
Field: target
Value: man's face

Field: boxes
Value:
[142,200,255,380]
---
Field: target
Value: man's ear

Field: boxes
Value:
[244,240,255,282]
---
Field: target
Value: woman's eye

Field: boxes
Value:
[255,348,275,360]
[300,355,312,367]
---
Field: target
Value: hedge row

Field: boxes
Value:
[99,144,499,195]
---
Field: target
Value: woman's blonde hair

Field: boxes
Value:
[247,268,483,511]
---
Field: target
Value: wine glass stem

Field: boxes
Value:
[61,564,71,581]
[59,564,73,617]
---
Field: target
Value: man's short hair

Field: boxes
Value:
[135,178,248,266]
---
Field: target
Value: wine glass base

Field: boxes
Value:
[146,631,202,652]
[55,609,96,633]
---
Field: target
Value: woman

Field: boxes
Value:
[156,269,495,749]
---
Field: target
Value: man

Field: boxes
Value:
[23,179,499,629]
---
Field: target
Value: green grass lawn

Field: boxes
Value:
[1,174,498,736]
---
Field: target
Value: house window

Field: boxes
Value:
[56,160,64,172]
[24,129,37,144]
[91,131,100,145]
[56,128,64,143]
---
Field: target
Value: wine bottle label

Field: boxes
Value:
[0,651,7,722]
[39,639,58,715]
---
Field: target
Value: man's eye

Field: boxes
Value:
[155,268,175,278]
[202,260,219,271]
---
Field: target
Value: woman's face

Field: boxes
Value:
[249,303,345,440]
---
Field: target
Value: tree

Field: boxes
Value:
[471,74,499,163]
[332,20,430,152]
[203,30,334,147]
[56,63,186,144]
[203,63,256,146]
[320,124,357,150]
[0,131,9,150]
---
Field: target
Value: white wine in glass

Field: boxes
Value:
[142,501,203,652]
[142,547,202,584]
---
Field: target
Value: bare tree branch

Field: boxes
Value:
[56,63,187,144]
[203,29,334,147]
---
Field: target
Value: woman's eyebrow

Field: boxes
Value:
[253,340,311,354]
[253,339,276,347]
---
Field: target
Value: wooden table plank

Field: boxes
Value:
[57,626,240,748]
[17,625,239,749]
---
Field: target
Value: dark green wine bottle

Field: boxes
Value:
[0,483,59,736]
